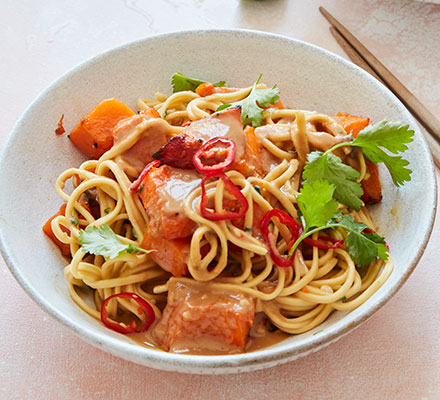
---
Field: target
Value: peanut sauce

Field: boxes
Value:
[130,319,289,355]
[159,169,201,216]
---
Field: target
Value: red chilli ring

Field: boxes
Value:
[100,292,155,334]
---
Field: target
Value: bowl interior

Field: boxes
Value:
[0,30,436,374]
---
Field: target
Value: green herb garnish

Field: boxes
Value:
[79,224,153,259]
[289,180,388,267]
[217,74,279,127]
[171,72,226,93]
[349,121,414,186]
[70,217,79,226]
[303,121,414,210]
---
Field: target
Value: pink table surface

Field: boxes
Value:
[1,1,439,399]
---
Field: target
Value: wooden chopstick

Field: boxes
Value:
[329,24,440,168]
[329,27,383,83]
[320,6,440,151]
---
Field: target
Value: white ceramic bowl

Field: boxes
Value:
[0,30,436,374]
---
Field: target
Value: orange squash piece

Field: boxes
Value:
[260,99,285,110]
[69,98,135,159]
[195,83,240,97]
[361,160,382,205]
[272,99,285,109]
[334,112,382,204]
[333,112,370,138]
[195,82,216,97]
[138,165,197,239]
[42,204,71,257]
[141,232,190,277]
[243,126,266,176]
[155,279,255,353]
[138,164,199,277]
[139,107,161,119]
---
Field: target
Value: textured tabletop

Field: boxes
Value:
[1,1,439,399]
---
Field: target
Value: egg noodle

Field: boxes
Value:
[50,83,393,341]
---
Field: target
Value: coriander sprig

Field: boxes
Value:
[171,72,226,93]
[289,181,388,267]
[78,224,153,259]
[217,74,280,127]
[303,120,414,210]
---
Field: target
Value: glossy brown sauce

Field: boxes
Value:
[113,116,171,175]
[121,112,290,355]
[187,111,246,161]
[130,325,289,355]
[129,279,288,355]
[159,168,201,215]
[245,329,289,352]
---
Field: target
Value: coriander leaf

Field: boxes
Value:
[363,232,386,244]
[289,185,389,266]
[303,152,364,211]
[337,214,366,233]
[365,147,411,186]
[126,243,137,253]
[345,230,379,267]
[351,121,414,186]
[240,85,280,127]
[79,225,126,258]
[253,185,262,195]
[338,215,388,266]
[237,75,279,127]
[216,103,232,112]
[376,243,389,261]
[353,120,414,154]
[171,72,226,93]
[214,81,226,88]
[364,232,389,261]
[215,75,280,127]
[297,180,339,230]
[79,224,153,259]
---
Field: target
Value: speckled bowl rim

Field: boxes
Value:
[0,29,437,374]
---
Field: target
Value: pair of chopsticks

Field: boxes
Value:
[319,6,440,168]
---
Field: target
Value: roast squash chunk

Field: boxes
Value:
[138,164,199,240]
[141,232,190,277]
[69,98,135,159]
[138,165,201,277]
[154,279,255,354]
[333,112,382,204]
[333,112,370,138]
[42,204,71,257]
